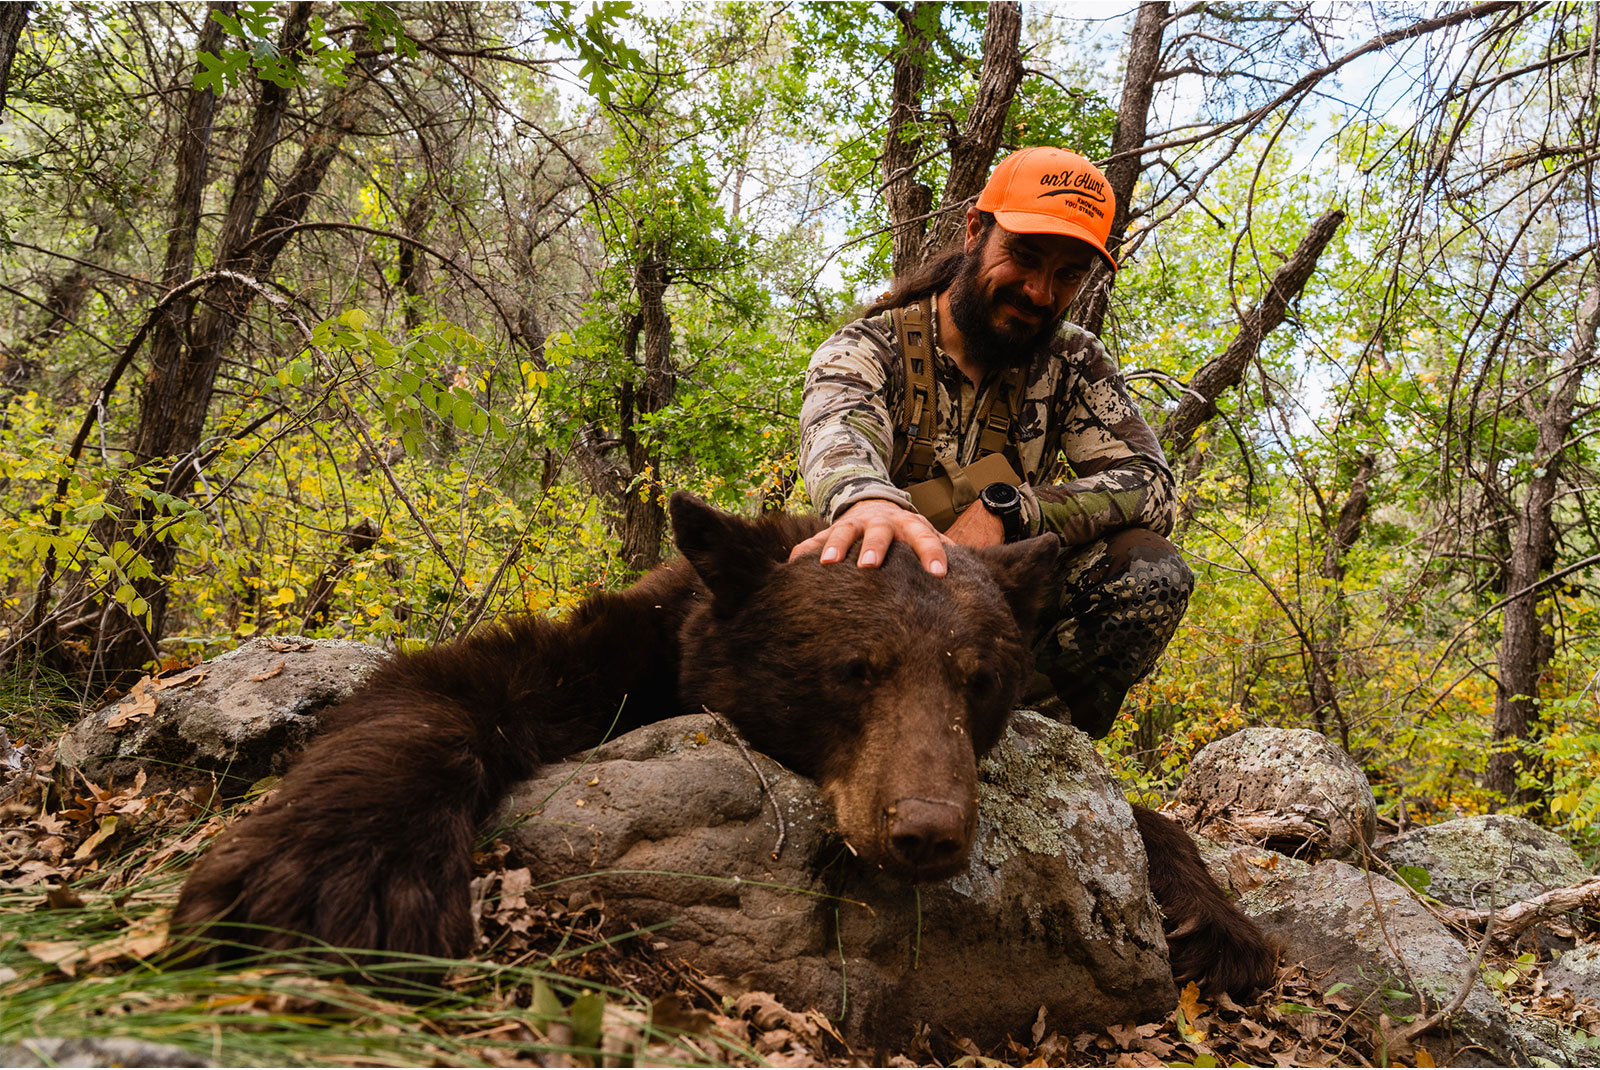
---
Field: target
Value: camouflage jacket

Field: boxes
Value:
[798,308,1177,546]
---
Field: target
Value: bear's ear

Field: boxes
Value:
[974,534,1059,639]
[669,492,780,614]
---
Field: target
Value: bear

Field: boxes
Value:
[173,492,1276,1003]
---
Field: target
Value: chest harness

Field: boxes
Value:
[890,296,1028,529]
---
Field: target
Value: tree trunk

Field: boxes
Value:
[398,193,435,332]
[1160,209,1345,454]
[1486,280,1600,804]
[882,1,1023,275]
[0,1,31,122]
[1310,453,1375,741]
[920,1,1022,257]
[619,243,674,572]
[94,11,366,673]
[883,2,933,277]
[1077,1,1167,338]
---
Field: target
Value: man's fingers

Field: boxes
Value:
[856,517,896,568]
[905,523,950,576]
[789,501,949,575]
[786,530,828,563]
[820,521,862,565]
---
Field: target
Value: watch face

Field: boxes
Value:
[982,482,1020,510]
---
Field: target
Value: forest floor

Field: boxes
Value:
[2,733,1595,1068]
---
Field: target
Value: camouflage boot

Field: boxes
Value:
[1028,528,1194,738]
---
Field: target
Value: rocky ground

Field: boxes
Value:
[4,636,1600,1066]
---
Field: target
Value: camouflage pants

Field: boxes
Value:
[1028,528,1194,739]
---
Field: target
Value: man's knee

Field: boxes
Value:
[1099,527,1194,597]
[1032,527,1194,739]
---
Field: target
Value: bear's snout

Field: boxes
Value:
[883,796,972,878]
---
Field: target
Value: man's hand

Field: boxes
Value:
[788,498,950,575]
[945,499,1005,549]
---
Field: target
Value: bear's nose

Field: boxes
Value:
[884,797,969,872]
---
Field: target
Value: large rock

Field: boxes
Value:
[498,709,1176,1047]
[1178,727,1377,860]
[1544,942,1600,1005]
[57,636,386,791]
[0,1037,214,1067]
[1241,859,1524,1064]
[1375,814,1591,909]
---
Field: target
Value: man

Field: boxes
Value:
[791,146,1189,737]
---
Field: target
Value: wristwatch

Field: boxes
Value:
[978,482,1023,542]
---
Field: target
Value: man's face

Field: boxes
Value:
[946,217,1097,372]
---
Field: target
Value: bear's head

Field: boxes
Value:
[668,492,1057,882]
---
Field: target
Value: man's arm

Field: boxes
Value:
[1021,327,1177,546]
[792,317,950,573]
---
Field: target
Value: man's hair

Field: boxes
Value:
[862,211,997,318]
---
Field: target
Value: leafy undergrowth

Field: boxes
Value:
[4,750,1598,1068]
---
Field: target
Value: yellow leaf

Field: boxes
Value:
[73,815,118,860]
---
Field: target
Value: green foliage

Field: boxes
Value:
[538,1,645,103]
[195,1,404,93]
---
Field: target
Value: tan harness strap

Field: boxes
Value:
[978,365,1026,461]
[893,297,939,483]
[893,298,1033,486]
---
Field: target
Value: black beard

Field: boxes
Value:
[944,253,1065,375]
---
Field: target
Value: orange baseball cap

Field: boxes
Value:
[976,147,1118,271]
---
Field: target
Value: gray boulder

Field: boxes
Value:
[57,636,386,791]
[498,709,1176,1047]
[1192,836,1311,897]
[1178,727,1377,860]
[1376,814,1591,909]
[0,1037,214,1067]
[1242,859,1525,1064]
[1544,942,1600,1005]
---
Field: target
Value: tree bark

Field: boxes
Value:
[920,1,1022,256]
[883,2,933,277]
[0,1,31,123]
[882,2,1023,274]
[1310,453,1375,739]
[619,243,675,572]
[1077,1,1167,338]
[95,11,367,673]
[1485,279,1600,804]
[398,193,435,332]
[1160,209,1345,454]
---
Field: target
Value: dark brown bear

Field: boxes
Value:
[174,493,1275,998]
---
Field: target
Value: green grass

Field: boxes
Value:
[0,790,762,1068]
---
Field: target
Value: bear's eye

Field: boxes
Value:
[965,668,1000,699]
[837,657,873,686]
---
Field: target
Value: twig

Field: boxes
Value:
[1442,875,1600,942]
[701,706,787,860]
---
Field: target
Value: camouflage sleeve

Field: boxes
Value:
[1028,327,1177,545]
[797,316,916,521]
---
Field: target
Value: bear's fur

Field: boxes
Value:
[173,493,1276,998]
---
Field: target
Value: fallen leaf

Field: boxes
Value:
[264,639,312,652]
[105,670,207,732]
[107,678,157,731]
[1107,1023,1140,1048]
[1178,980,1210,1022]
[249,659,287,682]
[44,885,84,909]
[23,940,82,976]
[72,815,118,860]
[85,916,168,966]
[1031,1003,1048,1045]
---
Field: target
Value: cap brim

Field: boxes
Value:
[992,209,1118,272]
